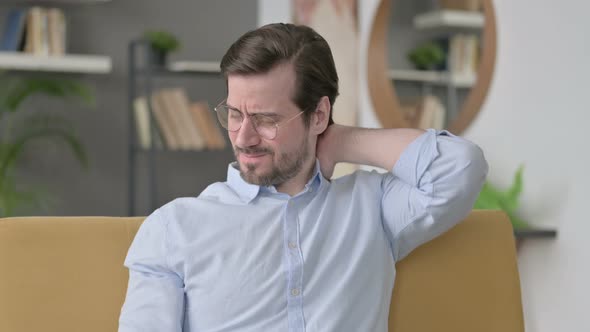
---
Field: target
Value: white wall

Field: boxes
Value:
[257,0,291,26]
[359,0,590,330]
[464,1,590,331]
[260,0,590,330]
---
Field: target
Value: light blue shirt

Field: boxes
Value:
[119,129,488,332]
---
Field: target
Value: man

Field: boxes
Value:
[119,23,488,332]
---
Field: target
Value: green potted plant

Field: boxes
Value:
[407,42,446,70]
[143,30,181,66]
[0,74,94,216]
[474,165,530,229]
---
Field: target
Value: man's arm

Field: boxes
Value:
[317,125,488,260]
[119,209,185,332]
[316,125,425,176]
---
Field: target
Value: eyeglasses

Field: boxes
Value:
[214,100,304,140]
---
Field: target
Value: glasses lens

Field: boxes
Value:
[215,103,279,139]
[215,104,244,132]
[215,104,229,129]
[226,108,243,131]
[251,114,277,140]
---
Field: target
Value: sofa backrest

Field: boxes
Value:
[389,210,524,332]
[0,216,143,332]
[0,211,523,332]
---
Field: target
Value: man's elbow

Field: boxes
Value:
[430,141,489,223]
[461,142,489,191]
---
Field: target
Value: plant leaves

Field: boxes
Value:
[503,164,524,212]
[0,173,51,217]
[474,166,530,229]
[0,77,94,113]
[0,114,88,180]
[473,182,503,209]
[0,75,92,216]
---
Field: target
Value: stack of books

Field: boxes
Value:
[133,87,227,151]
[0,6,66,55]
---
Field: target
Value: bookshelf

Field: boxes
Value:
[127,40,232,216]
[385,4,485,130]
[0,2,113,73]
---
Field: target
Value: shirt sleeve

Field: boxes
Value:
[381,129,489,261]
[119,209,185,332]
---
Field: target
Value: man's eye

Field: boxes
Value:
[228,110,242,120]
[254,115,276,127]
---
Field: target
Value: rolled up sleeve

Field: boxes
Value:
[119,209,185,332]
[382,129,489,261]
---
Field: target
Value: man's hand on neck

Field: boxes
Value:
[316,124,425,177]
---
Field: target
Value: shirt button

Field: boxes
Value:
[291,288,300,296]
[288,242,297,249]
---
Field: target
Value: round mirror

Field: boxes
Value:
[367,0,496,134]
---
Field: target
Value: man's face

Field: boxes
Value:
[226,63,313,186]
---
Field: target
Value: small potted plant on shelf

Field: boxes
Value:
[143,30,181,67]
[407,42,446,71]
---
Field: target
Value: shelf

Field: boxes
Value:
[168,61,221,73]
[1,0,112,4]
[413,10,484,29]
[128,39,231,215]
[514,228,557,239]
[0,52,112,73]
[133,61,222,77]
[388,69,475,88]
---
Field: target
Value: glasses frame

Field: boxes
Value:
[214,99,305,140]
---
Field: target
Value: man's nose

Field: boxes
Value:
[235,117,261,147]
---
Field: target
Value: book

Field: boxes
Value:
[160,88,206,150]
[0,8,27,51]
[47,8,66,55]
[133,97,151,149]
[201,103,227,149]
[24,7,49,55]
[133,96,164,150]
[151,91,181,150]
[417,95,446,130]
[188,101,227,150]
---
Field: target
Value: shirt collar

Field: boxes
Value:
[226,159,327,203]
[226,162,261,204]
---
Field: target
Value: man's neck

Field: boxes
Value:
[275,159,317,197]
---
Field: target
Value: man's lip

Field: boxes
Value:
[240,153,267,158]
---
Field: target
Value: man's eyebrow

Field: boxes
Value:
[225,102,241,110]
[226,103,281,118]
[255,112,281,118]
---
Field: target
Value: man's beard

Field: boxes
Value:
[234,137,310,187]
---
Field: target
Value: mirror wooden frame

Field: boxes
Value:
[367,0,497,134]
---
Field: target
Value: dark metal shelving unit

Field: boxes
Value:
[127,39,229,216]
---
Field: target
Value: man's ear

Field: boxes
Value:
[311,96,331,135]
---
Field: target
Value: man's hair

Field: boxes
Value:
[220,23,338,126]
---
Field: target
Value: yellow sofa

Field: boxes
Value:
[0,210,524,332]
